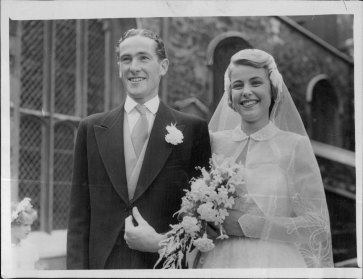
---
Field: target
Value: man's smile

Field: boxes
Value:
[128,77,146,83]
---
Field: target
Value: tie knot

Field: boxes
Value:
[135,104,147,115]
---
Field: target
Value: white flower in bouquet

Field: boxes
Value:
[154,154,245,269]
[178,197,194,215]
[197,202,218,222]
[190,178,208,192]
[193,233,215,252]
[181,216,200,237]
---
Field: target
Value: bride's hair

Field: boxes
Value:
[11,198,37,226]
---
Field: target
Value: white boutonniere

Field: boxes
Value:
[165,123,184,145]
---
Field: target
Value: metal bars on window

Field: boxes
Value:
[15,19,109,232]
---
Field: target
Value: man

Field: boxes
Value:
[67,29,211,269]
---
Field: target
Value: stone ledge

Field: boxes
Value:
[334,258,358,268]
[27,230,67,259]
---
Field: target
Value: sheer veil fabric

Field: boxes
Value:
[207,49,334,267]
[209,49,307,136]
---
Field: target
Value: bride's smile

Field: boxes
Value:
[230,64,272,133]
[240,99,259,108]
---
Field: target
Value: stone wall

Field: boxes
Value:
[139,16,354,150]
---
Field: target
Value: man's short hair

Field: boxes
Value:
[116,28,167,61]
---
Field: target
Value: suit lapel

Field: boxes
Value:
[94,105,129,205]
[132,102,184,202]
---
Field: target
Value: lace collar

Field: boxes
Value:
[231,121,278,142]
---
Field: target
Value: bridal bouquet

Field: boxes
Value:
[154,154,245,269]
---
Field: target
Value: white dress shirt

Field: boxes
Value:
[124,95,159,135]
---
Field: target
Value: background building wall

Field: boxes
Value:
[139,16,354,150]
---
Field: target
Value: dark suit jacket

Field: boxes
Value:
[66,101,211,269]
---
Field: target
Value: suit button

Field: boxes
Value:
[125,205,132,213]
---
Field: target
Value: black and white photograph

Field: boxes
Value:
[1,0,362,278]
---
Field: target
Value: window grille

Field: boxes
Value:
[54,20,77,116]
[87,20,105,114]
[18,116,43,230]
[53,123,76,229]
[15,19,109,232]
[20,21,44,111]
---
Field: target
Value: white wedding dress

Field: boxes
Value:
[11,239,40,270]
[195,122,333,268]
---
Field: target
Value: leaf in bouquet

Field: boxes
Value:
[228,196,236,207]
[177,250,184,269]
[175,196,195,216]
[201,167,211,181]
[163,254,176,268]
[216,225,229,240]
[218,208,229,220]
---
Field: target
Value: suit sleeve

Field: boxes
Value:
[189,119,212,179]
[67,120,90,269]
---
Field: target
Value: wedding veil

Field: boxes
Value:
[209,49,307,136]
[208,49,334,268]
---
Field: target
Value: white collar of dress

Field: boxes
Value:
[231,121,278,142]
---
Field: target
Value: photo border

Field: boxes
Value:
[1,1,362,278]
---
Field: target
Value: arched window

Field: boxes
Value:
[307,76,341,147]
[207,32,252,112]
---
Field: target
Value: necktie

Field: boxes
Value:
[131,104,149,157]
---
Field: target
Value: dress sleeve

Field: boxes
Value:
[238,136,334,267]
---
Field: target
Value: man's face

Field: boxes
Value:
[117,36,169,103]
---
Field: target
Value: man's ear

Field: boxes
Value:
[117,62,122,78]
[159,58,169,76]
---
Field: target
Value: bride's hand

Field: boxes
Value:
[223,209,245,237]
[206,210,245,238]
[206,222,220,239]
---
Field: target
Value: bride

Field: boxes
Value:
[194,49,334,268]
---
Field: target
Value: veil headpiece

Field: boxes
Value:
[209,49,307,136]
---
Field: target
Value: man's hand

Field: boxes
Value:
[124,207,165,253]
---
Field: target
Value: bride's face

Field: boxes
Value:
[230,64,272,128]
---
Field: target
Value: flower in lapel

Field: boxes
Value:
[165,123,184,145]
